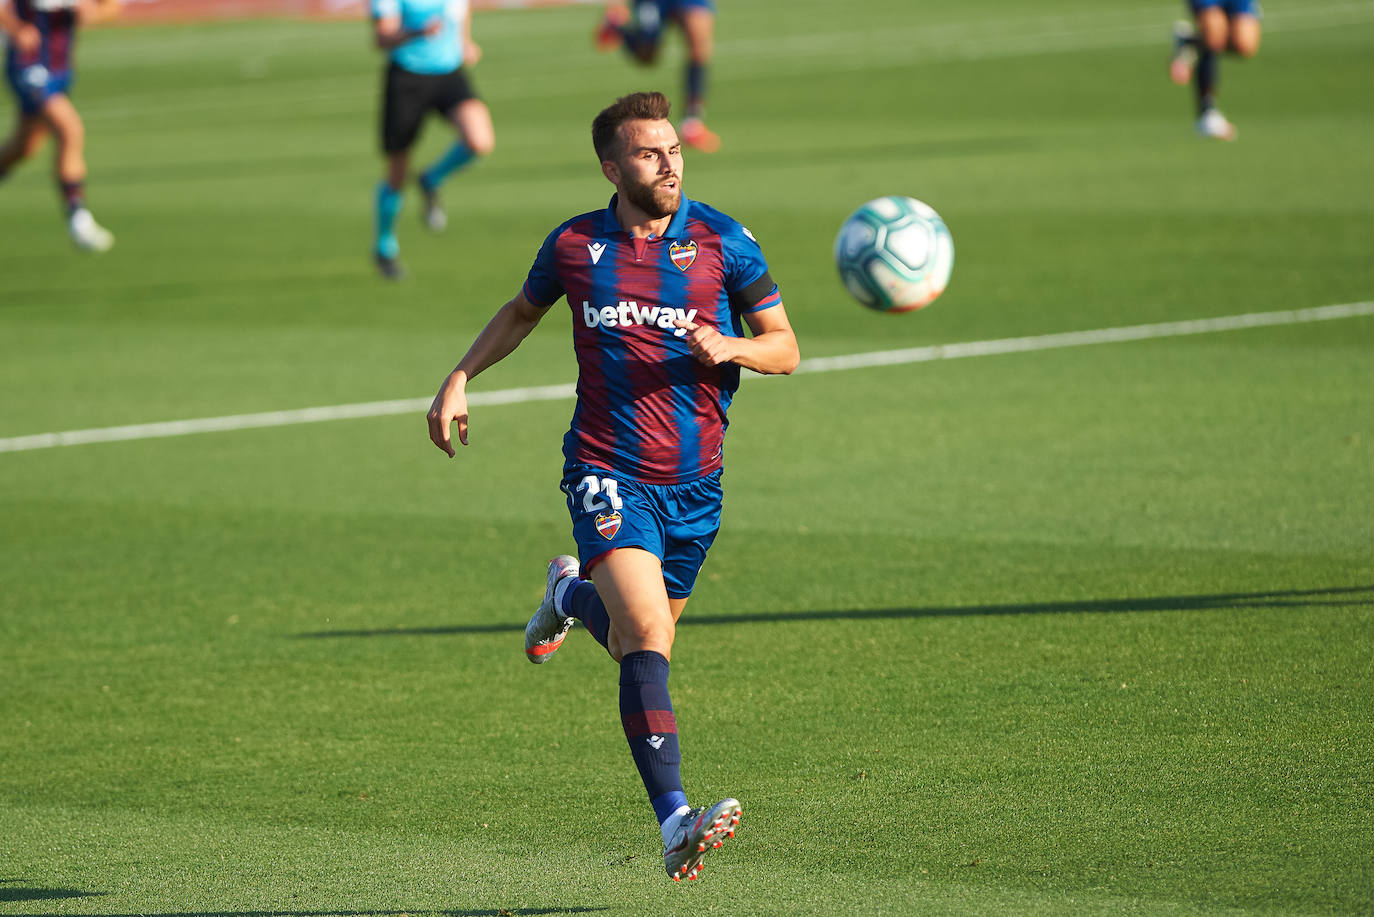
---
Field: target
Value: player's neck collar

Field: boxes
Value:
[603,194,692,240]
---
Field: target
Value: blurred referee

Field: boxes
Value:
[370,0,493,279]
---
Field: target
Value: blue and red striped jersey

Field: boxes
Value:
[523,195,781,485]
[9,0,78,71]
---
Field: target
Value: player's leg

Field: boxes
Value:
[42,94,114,252]
[0,111,47,180]
[675,4,719,153]
[1192,3,1237,140]
[418,90,492,233]
[1229,12,1260,58]
[589,546,696,851]
[533,468,737,879]
[594,2,631,52]
[375,65,422,278]
[607,0,666,63]
[374,149,408,278]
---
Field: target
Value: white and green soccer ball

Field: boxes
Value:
[834,196,954,313]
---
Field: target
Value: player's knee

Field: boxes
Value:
[470,134,495,157]
[615,619,674,657]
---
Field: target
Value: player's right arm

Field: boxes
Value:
[426,290,550,456]
[0,2,41,55]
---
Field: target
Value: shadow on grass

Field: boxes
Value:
[0,879,106,903]
[292,584,1374,639]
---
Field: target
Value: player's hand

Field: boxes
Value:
[423,17,443,37]
[464,39,483,66]
[673,319,736,367]
[13,23,41,55]
[426,371,470,457]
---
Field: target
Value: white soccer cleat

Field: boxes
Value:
[1169,20,1198,86]
[69,208,114,252]
[1196,108,1237,141]
[524,554,579,663]
[663,798,741,882]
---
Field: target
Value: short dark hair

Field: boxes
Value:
[591,91,672,162]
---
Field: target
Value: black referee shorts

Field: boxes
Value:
[380,63,479,154]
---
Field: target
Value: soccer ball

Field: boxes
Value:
[834,196,954,313]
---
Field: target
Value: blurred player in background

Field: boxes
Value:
[595,1,721,153]
[370,0,493,279]
[1168,0,1262,141]
[427,92,798,881]
[1,0,118,252]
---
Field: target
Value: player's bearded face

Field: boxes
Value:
[623,168,682,219]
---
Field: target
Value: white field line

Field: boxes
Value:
[1,302,1370,454]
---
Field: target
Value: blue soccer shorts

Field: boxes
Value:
[561,464,723,599]
[4,58,72,116]
[1189,0,1261,17]
[631,0,715,43]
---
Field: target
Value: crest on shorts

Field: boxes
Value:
[669,240,697,271]
[595,511,623,540]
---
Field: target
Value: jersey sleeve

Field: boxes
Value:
[722,221,779,314]
[521,224,566,309]
[371,0,400,19]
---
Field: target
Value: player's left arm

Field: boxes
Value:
[454,0,481,65]
[675,299,799,375]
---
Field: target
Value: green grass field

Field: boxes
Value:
[2,1,1373,914]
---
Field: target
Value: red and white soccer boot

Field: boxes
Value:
[595,4,629,52]
[679,117,721,154]
[524,554,579,663]
[663,798,742,881]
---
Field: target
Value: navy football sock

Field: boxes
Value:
[60,180,85,215]
[620,650,689,825]
[560,579,611,649]
[685,62,707,119]
[1196,49,1218,114]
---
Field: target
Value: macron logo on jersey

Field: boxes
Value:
[582,301,698,337]
[587,242,606,264]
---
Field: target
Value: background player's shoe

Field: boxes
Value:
[594,4,629,51]
[663,798,741,882]
[68,208,114,253]
[1196,108,1237,141]
[525,554,579,663]
[374,251,405,280]
[1169,20,1198,86]
[418,176,447,232]
[679,117,721,154]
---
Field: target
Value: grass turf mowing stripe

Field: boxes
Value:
[1,300,1370,454]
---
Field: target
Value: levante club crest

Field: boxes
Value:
[595,511,622,540]
[669,240,697,271]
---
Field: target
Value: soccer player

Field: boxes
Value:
[595,1,721,153]
[1,0,118,252]
[1168,0,1262,141]
[370,0,493,279]
[426,91,798,881]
